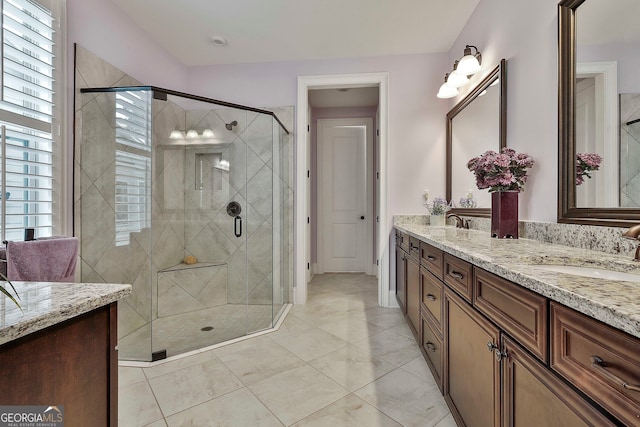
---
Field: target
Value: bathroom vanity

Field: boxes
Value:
[394,222,639,426]
[0,281,131,427]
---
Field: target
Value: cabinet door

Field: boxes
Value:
[502,335,615,427]
[406,255,420,335]
[445,289,500,427]
[395,246,407,313]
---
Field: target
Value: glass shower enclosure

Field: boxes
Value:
[77,87,291,361]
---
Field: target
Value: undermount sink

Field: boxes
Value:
[529,264,640,282]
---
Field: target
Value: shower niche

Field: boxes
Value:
[77,86,292,361]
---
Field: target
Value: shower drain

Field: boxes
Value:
[201,326,214,332]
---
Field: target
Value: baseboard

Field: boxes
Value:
[387,291,400,308]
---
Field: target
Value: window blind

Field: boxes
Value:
[114,90,151,246]
[0,0,55,241]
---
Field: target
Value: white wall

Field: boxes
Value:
[188,54,451,219]
[448,0,560,222]
[66,0,188,91]
[65,0,188,234]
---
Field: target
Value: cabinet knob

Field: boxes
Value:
[426,294,437,302]
[427,255,436,261]
[360,215,365,220]
[425,342,437,352]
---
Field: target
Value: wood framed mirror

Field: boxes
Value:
[446,59,507,217]
[558,0,640,226]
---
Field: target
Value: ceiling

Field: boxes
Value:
[109,0,480,66]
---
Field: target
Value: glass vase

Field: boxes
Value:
[491,191,519,238]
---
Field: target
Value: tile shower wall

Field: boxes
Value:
[75,45,294,360]
[620,93,640,207]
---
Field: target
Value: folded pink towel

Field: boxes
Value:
[5,237,79,282]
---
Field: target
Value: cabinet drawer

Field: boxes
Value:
[551,303,640,427]
[396,230,410,253]
[421,267,443,334]
[443,253,473,303]
[474,268,548,362]
[408,237,420,261]
[420,242,443,279]
[421,315,443,392]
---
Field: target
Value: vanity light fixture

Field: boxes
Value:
[445,61,469,88]
[169,130,184,139]
[201,129,215,138]
[186,130,199,139]
[437,74,459,99]
[457,45,482,75]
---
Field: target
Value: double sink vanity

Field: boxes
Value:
[394,219,639,427]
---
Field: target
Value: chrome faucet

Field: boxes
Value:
[622,224,640,261]
[446,213,469,229]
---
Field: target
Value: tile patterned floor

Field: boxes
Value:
[119,273,455,426]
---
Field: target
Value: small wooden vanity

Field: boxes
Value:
[395,226,639,426]
[0,281,131,427]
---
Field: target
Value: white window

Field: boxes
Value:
[0,0,62,242]
[114,90,151,246]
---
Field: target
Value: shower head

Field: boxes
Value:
[225,120,238,131]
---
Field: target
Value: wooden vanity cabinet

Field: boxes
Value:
[406,253,420,337]
[474,268,548,362]
[551,303,640,427]
[421,267,443,334]
[444,253,473,303]
[395,231,407,313]
[445,288,501,427]
[502,335,615,427]
[393,229,632,426]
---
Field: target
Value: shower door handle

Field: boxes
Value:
[234,215,242,237]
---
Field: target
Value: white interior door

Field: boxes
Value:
[317,118,372,273]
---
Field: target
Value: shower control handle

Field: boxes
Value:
[234,216,242,238]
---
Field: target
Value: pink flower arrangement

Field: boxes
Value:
[576,152,603,186]
[467,148,535,192]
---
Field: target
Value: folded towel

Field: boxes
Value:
[5,237,79,282]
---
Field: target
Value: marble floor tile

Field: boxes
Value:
[316,316,387,343]
[143,351,216,380]
[119,366,146,388]
[248,364,349,426]
[309,343,397,391]
[214,336,305,385]
[291,394,402,427]
[164,388,283,427]
[354,329,422,366]
[352,306,407,329]
[268,313,316,339]
[401,356,437,383]
[118,273,452,426]
[355,368,450,427]
[269,327,348,361]
[118,381,164,427]
[148,355,244,416]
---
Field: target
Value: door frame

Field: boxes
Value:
[316,117,374,275]
[295,72,390,306]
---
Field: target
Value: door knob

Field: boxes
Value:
[360,216,365,220]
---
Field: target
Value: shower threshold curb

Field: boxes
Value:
[119,303,292,368]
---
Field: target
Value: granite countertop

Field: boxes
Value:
[394,222,640,339]
[0,281,132,346]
